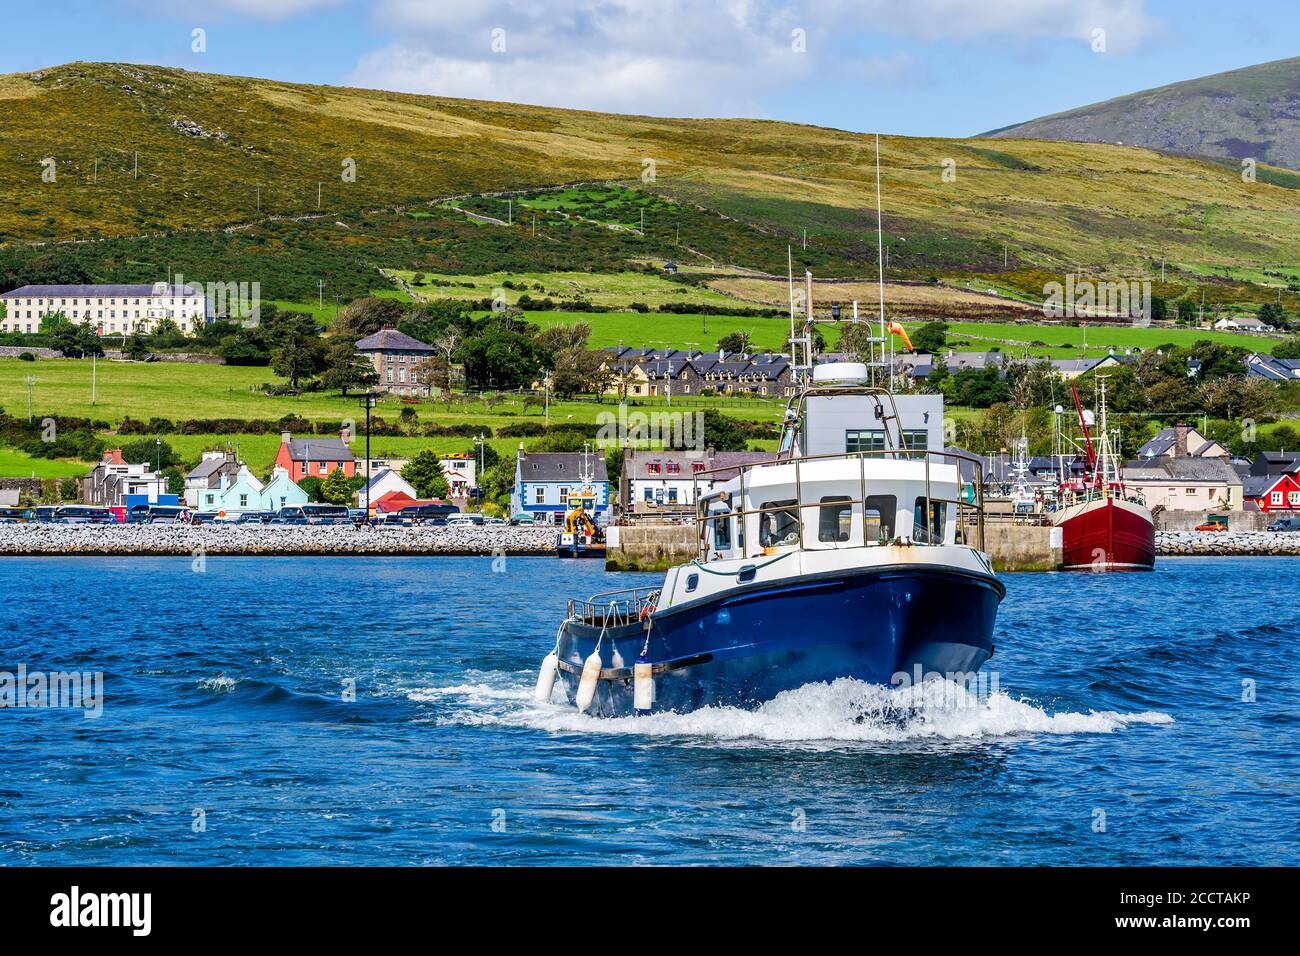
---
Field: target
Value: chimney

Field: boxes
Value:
[281,431,292,445]
[719,348,726,362]
[1173,423,1189,458]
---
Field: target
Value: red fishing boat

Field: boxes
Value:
[1051,380,1155,571]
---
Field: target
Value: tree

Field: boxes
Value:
[57,477,79,501]
[837,323,876,362]
[336,296,406,338]
[551,346,610,397]
[317,339,377,396]
[910,321,949,354]
[124,332,151,361]
[119,437,179,469]
[50,320,104,358]
[717,330,754,354]
[298,475,323,502]
[401,449,450,499]
[319,466,355,505]
[267,312,328,390]
[458,322,547,389]
[537,323,592,354]
[414,353,453,393]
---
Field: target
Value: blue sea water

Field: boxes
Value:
[0,554,1295,866]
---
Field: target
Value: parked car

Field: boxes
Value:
[483,516,507,526]
[234,511,277,525]
[371,513,413,527]
[144,505,189,525]
[447,513,485,527]
[34,506,60,523]
[52,506,115,525]
[1267,517,1300,532]
[1194,520,1227,532]
[509,513,536,526]
[277,504,350,525]
[0,507,33,524]
[401,503,458,525]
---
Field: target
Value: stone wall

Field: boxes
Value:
[982,522,1063,572]
[0,524,556,556]
[1157,530,1300,556]
[1154,509,1271,532]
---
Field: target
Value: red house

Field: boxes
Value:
[1246,473,1300,512]
[274,431,356,482]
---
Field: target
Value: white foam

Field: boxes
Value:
[196,675,240,693]
[410,674,1174,749]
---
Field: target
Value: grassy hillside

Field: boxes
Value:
[4,61,1300,287]
[986,56,1300,171]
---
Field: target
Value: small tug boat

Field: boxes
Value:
[534,362,1005,717]
[555,446,606,559]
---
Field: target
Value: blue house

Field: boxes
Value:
[511,450,610,523]
[260,467,309,512]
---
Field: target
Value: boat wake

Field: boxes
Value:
[408,672,1173,748]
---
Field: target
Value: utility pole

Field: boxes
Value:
[91,354,96,406]
[802,227,807,250]
[257,186,261,212]
[134,151,138,180]
[319,280,324,309]
[508,199,512,225]
[24,375,35,422]
[93,158,98,183]
[1160,256,1165,283]
[317,182,322,209]
[640,208,645,235]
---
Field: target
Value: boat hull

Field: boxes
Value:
[1055,496,1155,571]
[555,563,1004,717]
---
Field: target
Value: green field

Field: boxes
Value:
[394,269,749,309]
[931,321,1285,356]
[0,448,86,479]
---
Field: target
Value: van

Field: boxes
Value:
[1267,517,1300,532]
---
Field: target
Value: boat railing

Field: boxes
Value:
[692,447,987,560]
[568,586,661,627]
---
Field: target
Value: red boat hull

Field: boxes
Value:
[1056,496,1155,571]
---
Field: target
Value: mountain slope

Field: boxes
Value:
[2,62,1300,282]
[984,57,1300,170]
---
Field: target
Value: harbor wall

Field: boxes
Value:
[605,523,1065,572]
[1157,530,1300,556]
[1154,509,1272,532]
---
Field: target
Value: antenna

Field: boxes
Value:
[875,132,886,329]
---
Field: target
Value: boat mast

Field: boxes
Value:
[875,132,887,390]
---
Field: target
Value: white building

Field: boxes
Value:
[356,468,417,508]
[1213,315,1272,333]
[0,282,207,335]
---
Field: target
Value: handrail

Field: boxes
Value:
[692,446,987,558]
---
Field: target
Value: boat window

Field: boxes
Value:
[712,510,732,550]
[913,497,946,544]
[685,573,699,593]
[818,496,852,543]
[758,499,800,548]
[864,495,896,544]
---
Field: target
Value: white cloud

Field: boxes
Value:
[126,0,343,21]
[339,1,1158,115]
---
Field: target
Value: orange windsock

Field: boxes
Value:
[887,321,914,352]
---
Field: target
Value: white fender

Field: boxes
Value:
[533,651,558,703]
[610,645,625,670]
[575,649,603,713]
[634,658,654,712]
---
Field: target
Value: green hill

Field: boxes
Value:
[984,57,1300,172]
[2,61,1300,292]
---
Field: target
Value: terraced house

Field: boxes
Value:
[0,282,206,334]
[355,325,436,397]
[602,347,795,398]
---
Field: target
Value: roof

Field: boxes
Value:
[283,437,354,462]
[354,327,435,352]
[1136,428,1224,459]
[708,451,778,480]
[517,452,608,482]
[2,283,201,297]
[1123,456,1242,483]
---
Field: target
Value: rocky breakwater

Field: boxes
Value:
[0,524,557,556]
[1157,530,1300,557]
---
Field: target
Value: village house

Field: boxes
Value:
[0,282,207,335]
[195,466,266,516]
[80,449,169,508]
[1242,452,1300,512]
[1245,353,1300,381]
[1213,315,1273,333]
[1136,424,1229,460]
[356,468,417,509]
[183,450,244,507]
[355,325,437,397]
[274,432,356,481]
[1122,456,1243,512]
[260,467,310,513]
[620,448,778,515]
[511,449,610,523]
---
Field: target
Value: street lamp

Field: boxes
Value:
[474,432,486,505]
[155,437,161,472]
[359,392,379,514]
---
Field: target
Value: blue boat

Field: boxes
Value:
[534,362,1005,717]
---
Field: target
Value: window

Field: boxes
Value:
[1272,491,1284,505]
[644,487,654,502]
[558,487,569,501]
[1185,488,1196,495]
[913,497,947,544]
[863,495,896,544]
[668,488,678,504]
[709,506,732,550]
[667,462,680,474]
[647,463,661,474]
[533,487,546,505]
[239,494,248,507]
[846,429,927,453]
[758,499,799,548]
[1290,491,1300,506]
[692,462,705,473]
[818,496,852,543]
[318,462,327,474]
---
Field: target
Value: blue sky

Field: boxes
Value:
[2,1,1295,137]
